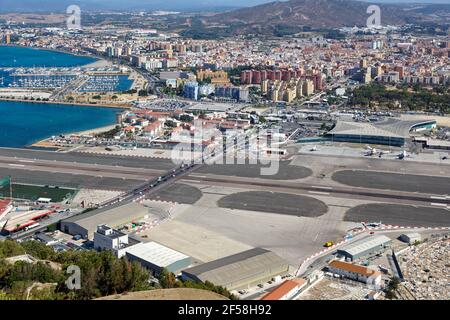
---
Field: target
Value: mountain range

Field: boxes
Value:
[203,0,450,31]
[0,0,264,13]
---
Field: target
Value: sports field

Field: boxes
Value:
[0,184,77,202]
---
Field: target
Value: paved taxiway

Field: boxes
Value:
[333,170,450,195]
[345,203,450,227]
[217,191,328,217]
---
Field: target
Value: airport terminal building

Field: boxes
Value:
[327,118,436,146]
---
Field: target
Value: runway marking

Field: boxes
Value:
[430,203,447,207]
[8,164,24,167]
[430,196,446,200]
[189,174,206,178]
[18,160,35,163]
[308,191,330,195]
[312,186,333,190]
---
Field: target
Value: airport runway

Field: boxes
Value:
[333,170,450,195]
[2,155,448,207]
[0,168,143,191]
[183,174,450,206]
[0,147,175,171]
[345,203,450,227]
[1,150,449,208]
[0,156,163,181]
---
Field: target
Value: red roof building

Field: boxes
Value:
[260,278,307,300]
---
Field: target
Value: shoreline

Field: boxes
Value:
[29,124,119,149]
[0,97,132,109]
[0,45,135,150]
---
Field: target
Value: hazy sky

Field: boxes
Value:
[1,0,449,13]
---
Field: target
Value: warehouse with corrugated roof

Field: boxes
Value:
[181,248,290,291]
[60,202,148,239]
[337,235,392,261]
[125,241,191,275]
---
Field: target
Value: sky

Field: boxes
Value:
[1,0,449,13]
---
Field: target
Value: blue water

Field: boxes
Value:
[0,101,121,148]
[0,46,132,91]
[0,46,96,67]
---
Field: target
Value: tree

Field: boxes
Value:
[21,241,55,261]
[0,240,25,259]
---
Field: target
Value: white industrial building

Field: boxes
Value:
[93,225,140,258]
[125,242,191,275]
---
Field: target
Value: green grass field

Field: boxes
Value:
[0,184,77,202]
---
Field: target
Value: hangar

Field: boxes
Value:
[181,248,290,291]
[126,242,192,275]
[60,202,148,239]
[337,235,392,261]
[327,118,436,146]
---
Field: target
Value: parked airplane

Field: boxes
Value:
[397,150,411,160]
[310,145,318,152]
[364,146,377,156]
[364,146,390,157]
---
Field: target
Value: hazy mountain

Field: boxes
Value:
[0,0,269,13]
[1,0,449,13]
[203,0,450,32]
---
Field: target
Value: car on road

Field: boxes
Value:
[323,241,334,247]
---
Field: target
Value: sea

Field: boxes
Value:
[0,46,96,68]
[0,46,123,148]
[0,101,121,148]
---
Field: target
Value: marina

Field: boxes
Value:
[0,68,133,92]
[0,47,133,93]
